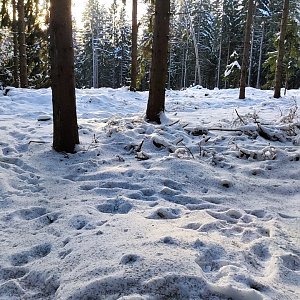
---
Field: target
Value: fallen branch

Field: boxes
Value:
[28,140,49,144]
[167,119,180,126]
[136,140,144,152]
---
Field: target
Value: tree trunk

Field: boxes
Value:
[17,0,28,87]
[130,0,138,91]
[256,21,265,89]
[216,34,222,88]
[183,0,201,86]
[12,0,19,87]
[247,27,254,87]
[239,0,255,99]
[274,0,289,98]
[146,0,170,123]
[50,0,79,153]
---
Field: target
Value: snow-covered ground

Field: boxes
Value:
[0,86,299,300]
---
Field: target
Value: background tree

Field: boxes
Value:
[50,0,79,153]
[274,0,289,98]
[12,0,19,87]
[130,0,138,91]
[146,0,171,123]
[239,0,255,99]
[17,0,28,87]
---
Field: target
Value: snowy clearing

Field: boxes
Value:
[0,86,299,300]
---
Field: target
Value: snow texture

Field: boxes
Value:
[0,86,299,299]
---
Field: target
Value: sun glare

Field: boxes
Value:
[72,0,146,28]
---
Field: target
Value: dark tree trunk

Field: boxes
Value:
[50,0,79,153]
[0,0,9,27]
[239,0,255,99]
[146,0,171,123]
[12,0,19,87]
[17,0,28,88]
[130,0,138,91]
[274,0,289,98]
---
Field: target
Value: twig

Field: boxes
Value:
[136,140,144,152]
[167,119,180,126]
[28,140,49,144]
[209,128,242,132]
[235,109,246,125]
[179,142,194,159]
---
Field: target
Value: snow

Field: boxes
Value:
[224,61,241,77]
[0,86,299,300]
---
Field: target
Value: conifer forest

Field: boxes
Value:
[0,0,299,92]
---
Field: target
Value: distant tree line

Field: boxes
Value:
[0,0,299,91]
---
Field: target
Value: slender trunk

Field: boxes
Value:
[146,0,170,123]
[284,40,292,95]
[12,0,19,87]
[247,27,254,87]
[92,34,99,88]
[17,0,28,87]
[181,44,185,88]
[184,40,189,88]
[216,35,222,88]
[239,0,255,99]
[225,42,230,88]
[120,30,124,86]
[256,21,264,89]
[50,0,79,153]
[168,45,172,89]
[130,0,138,91]
[274,0,289,98]
[284,68,288,95]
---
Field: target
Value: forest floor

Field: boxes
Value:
[0,86,299,300]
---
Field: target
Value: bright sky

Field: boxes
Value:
[72,0,146,26]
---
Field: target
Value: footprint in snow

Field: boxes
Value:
[10,243,52,266]
[19,269,60,298]
[146,207,181,219]
[3,206,47,222]
[245,209,273,221]
[280,254,300,271]
[0,266,28,281]
[96,198,133,214]
[120,254,142,265]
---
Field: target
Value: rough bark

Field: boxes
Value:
[239,0,255,99]
[130,0,138,91]
[146,0,170,123]
[12,0,19,87]
[50,0,79,153]
[274,0,289,98]
[17,0,28,87]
